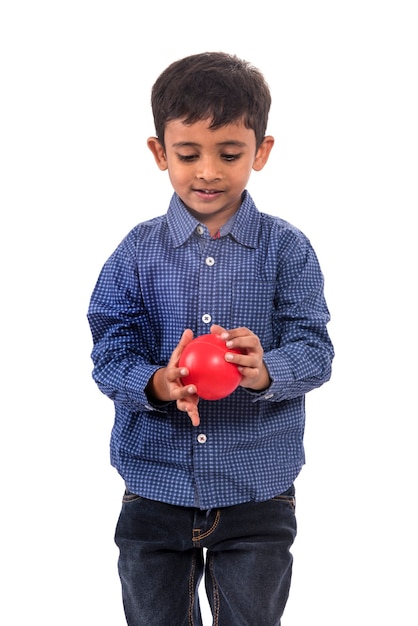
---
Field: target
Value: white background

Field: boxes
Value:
[1,1,417,624]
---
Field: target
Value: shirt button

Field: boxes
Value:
[202,313,212,324]
[205,256,215,266]
[197,433,207,444]
[196,225,204,235]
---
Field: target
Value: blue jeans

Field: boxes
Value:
[115,486,297,626]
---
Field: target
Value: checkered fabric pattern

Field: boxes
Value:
[88,191,334,509]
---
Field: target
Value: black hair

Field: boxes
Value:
[151,52,271,149]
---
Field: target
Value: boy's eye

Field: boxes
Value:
[222,153,241,161]
[177,154,198,162]
[176,153,242,163]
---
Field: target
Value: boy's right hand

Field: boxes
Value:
[145,329,201,426]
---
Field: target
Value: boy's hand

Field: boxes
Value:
[146,329,201,426]
[210,324,271,392]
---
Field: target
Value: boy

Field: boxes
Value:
[88,52,334,626]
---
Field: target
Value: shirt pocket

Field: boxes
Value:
[231,278,276,348]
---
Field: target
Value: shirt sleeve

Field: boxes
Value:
[257,231,334,403]
[87,231,162,411]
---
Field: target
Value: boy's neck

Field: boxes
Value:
[186,206,239,238]
[188,212,224,238]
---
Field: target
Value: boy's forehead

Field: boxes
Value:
[164,117,256,144]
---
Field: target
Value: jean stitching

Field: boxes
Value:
[208,553,220,626]
[272,495,296,510]
[193,509,221,542]
[188,552,197,626]
[122,493,141,504]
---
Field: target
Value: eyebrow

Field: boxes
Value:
[171,140,248,148]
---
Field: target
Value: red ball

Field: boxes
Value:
[179,334,242,400]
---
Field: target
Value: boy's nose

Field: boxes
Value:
[196,157,221,182]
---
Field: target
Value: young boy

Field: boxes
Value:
[88,52,334,626]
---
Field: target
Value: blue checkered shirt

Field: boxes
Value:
[88,191,334,509]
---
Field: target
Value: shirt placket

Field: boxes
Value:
[193,232,222,506]
[196,231,219,333]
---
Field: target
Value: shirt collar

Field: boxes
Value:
[167,190,260,249]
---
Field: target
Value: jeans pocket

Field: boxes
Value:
[272,484,296,510]
[122,488,142,504]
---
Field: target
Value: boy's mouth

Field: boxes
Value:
[194,188,222,197]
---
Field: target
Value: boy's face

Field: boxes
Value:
[148,118,273,234]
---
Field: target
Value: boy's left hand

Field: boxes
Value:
[145,329,201,427]
[210,324,271,392]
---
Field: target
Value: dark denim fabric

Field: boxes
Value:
[115,486,297,625]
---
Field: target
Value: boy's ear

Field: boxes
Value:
[147,137,168,171]
[252,135,274,171]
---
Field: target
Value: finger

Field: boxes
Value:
[226,334,260,354]
[176,398,200,426]
[165,366,189,385]
[169,329,194,368]
[225,352,258,367]
[187,408,200,427]
[177,328,194,351]
[210,323,227,336]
